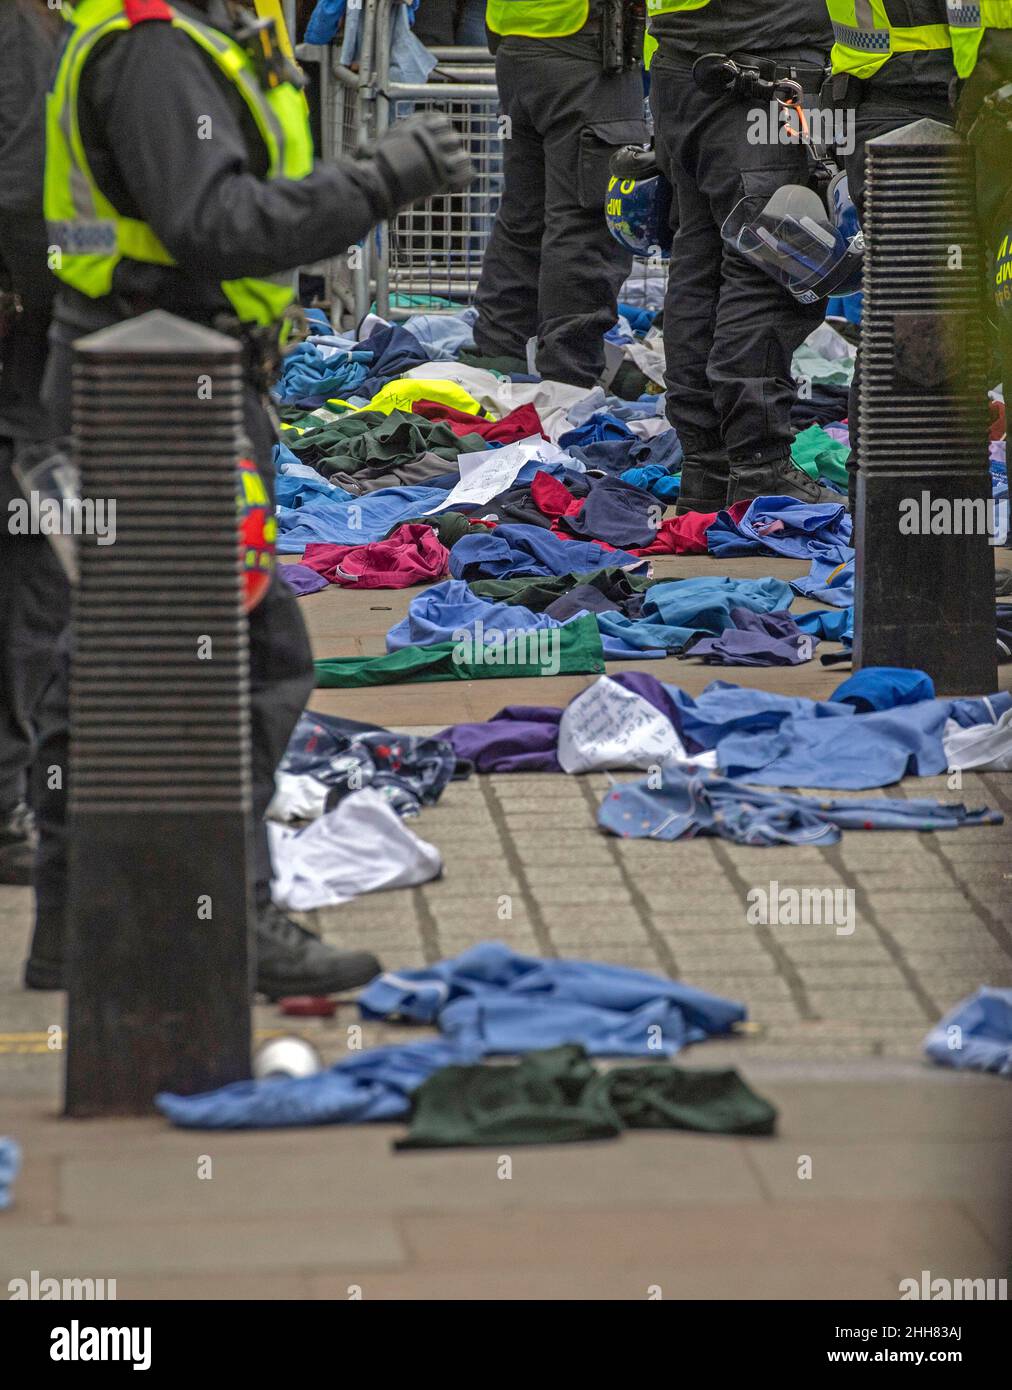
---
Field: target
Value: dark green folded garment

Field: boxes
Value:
[395,1044,777,1149]
[470,568,663,613]
[392,511,495,548]
[456,350,527,376]
[288,409,485,478]
[314,613,605,688]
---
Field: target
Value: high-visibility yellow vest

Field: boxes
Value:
[486,0,590,38]
[827,0,952,80]
[947,0,1012,77]
[45,0,314,328]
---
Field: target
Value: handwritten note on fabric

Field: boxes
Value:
[557,676,689,774]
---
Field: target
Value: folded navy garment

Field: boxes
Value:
[567,429,682,478]
[790,381,850,428]
[350,323,431,401]
[681,608,815,667]
[598,767,1002,847]
[560,473,661,550]
[448,523,646,582]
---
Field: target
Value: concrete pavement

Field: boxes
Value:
[1,544,1010,1300]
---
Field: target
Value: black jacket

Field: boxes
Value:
[649,0,832,64]
[59,0,390,326]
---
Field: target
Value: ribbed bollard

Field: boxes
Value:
[853,119,997,695]
[65,311,253,1116]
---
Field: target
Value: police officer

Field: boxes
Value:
[473,0,649,386]
[646,0,842,514]
[24,0,471,996]
[0,0,67,884]
[826,3,956,508]
[949,3,1012,411]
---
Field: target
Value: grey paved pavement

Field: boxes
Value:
[1,545,1010,1299]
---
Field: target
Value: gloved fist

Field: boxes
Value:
[372,112,475,212]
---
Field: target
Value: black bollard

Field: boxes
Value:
[65,311,253,1116]
[853,119,998,695]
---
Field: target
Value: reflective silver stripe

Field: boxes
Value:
[181,17,286,165]
[855,0,876,27]
[47,218,117,253]
[832,20,892,50]
[58,21,126,222]
[946,2,982,24]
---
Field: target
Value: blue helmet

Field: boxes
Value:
[605,145,674,259]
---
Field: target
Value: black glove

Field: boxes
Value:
[370,112,475,213]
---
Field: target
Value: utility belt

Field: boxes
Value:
[692,51,828,107]
[727,52,828,97]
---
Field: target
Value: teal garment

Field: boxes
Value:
[314,613,605,687]
[791,424,850,490]
[396,1044,777,1149]
[598,576,795,653]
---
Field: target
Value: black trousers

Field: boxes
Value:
[0,449,69,813]
[842,84,955,495]
[473,32,645,386]
[649,61,823,467]
[30,336,315,969]
[0,209,66,813]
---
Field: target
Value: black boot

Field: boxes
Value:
[675,446,731,515]
[0,802,36,887]
[26,900,383,997]
[727,454,846,508]
[255,902,381,1000]
[23,895,65,989]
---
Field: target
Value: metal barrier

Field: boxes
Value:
[299,0,500,324]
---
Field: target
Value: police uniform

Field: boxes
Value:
[27,0,467,994]
[950,3,1012,409]
[473,0,648,386]
[647,0,840,513]
[0,0,68,884]
[827,3,956,505]
[828,2,955,221]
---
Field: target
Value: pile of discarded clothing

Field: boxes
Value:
[274,311,1008,680]
[157,943,777,1142]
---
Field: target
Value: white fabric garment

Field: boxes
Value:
[269,789,442,910]
[266,771,331,824]
[425,435,572,513]
[401,363,594,442]
[801,320,857,362]
[943,705,1012,771]
[557,676,690,774]
[625,415,671,441]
